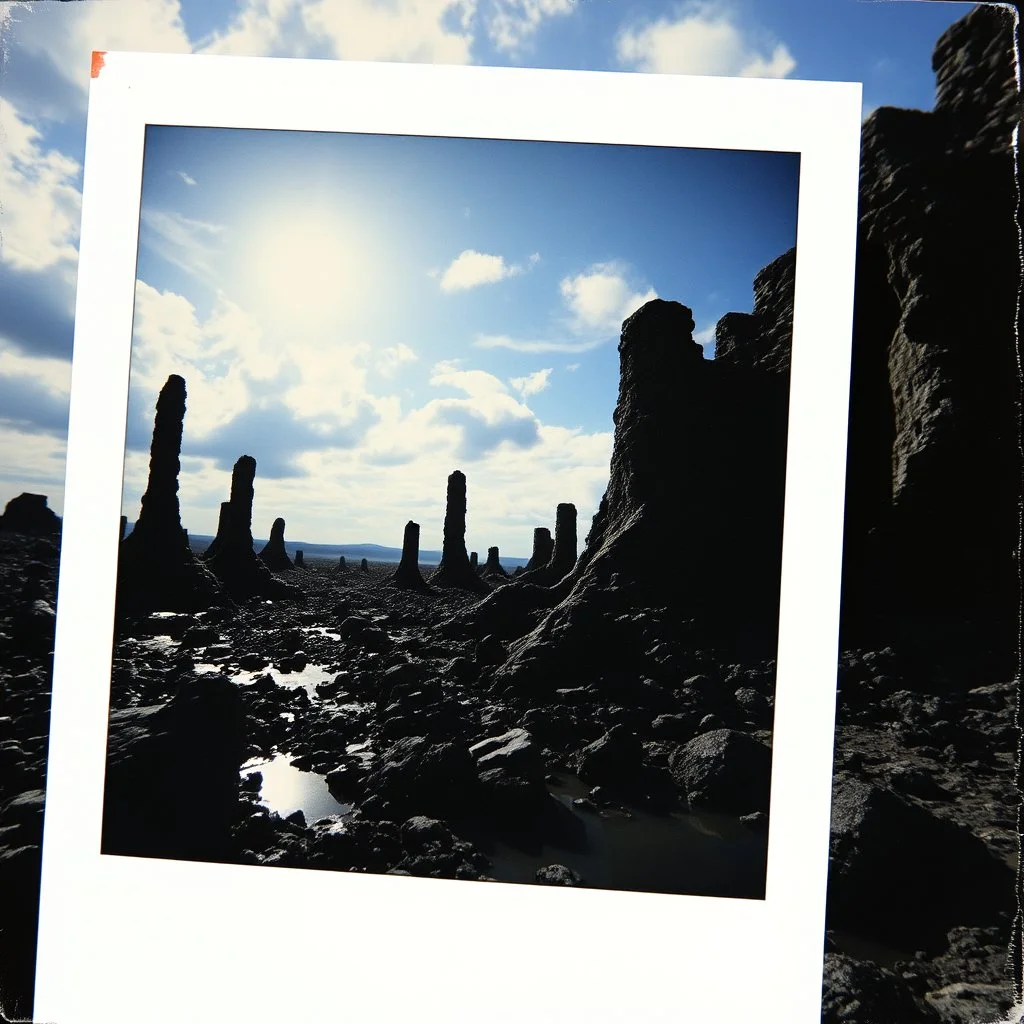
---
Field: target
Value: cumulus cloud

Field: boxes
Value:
[559,261,657,335]
[484,0,575,54]
[616,2,796,79]
[376,343,418,378]
[0,343,72,436]
[693,321,718,357]
[437,249,529,292]
[510,368,552,398]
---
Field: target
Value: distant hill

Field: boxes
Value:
[121,523,529,570]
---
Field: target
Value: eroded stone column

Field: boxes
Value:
[258,517,293,571]
[430,470,486,592]
[392,520,428,590]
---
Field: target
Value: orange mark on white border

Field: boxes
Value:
[91,51,106,79]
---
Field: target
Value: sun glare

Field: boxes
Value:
[233,206,372,333]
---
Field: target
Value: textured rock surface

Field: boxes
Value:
[518,503,578,587]
[430,471,487,593]
[480,546,509,582]
[524,528,553,573]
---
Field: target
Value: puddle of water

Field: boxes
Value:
[459,774,768,900]
[241,754,352,823]
[193,663,336,699]
[303,626,342,641]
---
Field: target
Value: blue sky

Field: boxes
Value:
[0,0,980,553]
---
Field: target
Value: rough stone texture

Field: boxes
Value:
[116,375,223,616]
[827,777,1013,953]
[258,517,294,572]
[524,528,553,573]
[429,471,487,593]
[668,728,772,815]
[392,520,428,590]
[203,456,293,602]
[821,953,934,1024]
[101,672,246,861]
[0,494,61,537]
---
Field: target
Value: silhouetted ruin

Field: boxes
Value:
[392,520,428,590]
[429,470,487,593]
[258,518,294,571]
[116,375,222,615]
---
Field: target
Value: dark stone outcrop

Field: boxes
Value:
[258,517,294,571]
[480,546,509,582]
[203,456,292,601]
[119,514,127,542]
[429,471,487,593]
[0,494,61,537]
[518,503,578,587]
[524,527,553,572]
[101,672,246,861]
[338,556,346,569]
[116,375,222,616]
[360,558,368,573]
[392,520,428,590]
[470,551,478,570]
[294,550,304,568]
[667,728,772,815]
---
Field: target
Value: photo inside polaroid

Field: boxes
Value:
[102,125,800,899]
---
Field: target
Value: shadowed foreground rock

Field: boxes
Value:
[392,521,428,590]
[524,527,553,572]
[258,517,294,571]
[480,546,509,583]
[519,504,577,587]
[101,673,246,861]
[116,375,222,616]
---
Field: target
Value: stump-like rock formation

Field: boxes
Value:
[202,456,292,601]
[258,517,293,571]
[0,494,61,537]
[480,546,509,583]
[518,503,577,587]
[392,520,429,590]
[294,549,304,568]
[116,375,222,616]
[338,555,346,569]
[429,471,487,593]
[524,527,553,573]
[360,557,369,573]
[470,551,478,570]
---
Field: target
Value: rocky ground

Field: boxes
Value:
[0,525,1018,1024]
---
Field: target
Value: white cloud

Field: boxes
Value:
[693,321,718,355]
[0,97,82,272]
[484,0,575,54]
[177,170,198,186]
[559,261,657,335]
[430,362,510,398]
[510,367,552,398]
[474,334,605,354]
[9,0,191,105]
[438,249,525,292]
[565,362,580,372]
[376,343,418,378]
[139,208,226,280]
[616,2,796,79]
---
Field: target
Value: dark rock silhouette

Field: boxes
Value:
[429,471,487,593]
[338,556,346,569]
[518,503,577,587]
[116,375,222,615]
[0,494,61,537]
[203,456,293,601]
[524,527,553,572]
[258,518,293,572]
[470,551,478,570]
[360,558,369,573]
[489,297,791,695]
[480,546,509,583]
[295,550,304,568]
[119,515,127,543]
[392,521,428,590]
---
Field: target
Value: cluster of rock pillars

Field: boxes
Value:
[0,6,1021,1024]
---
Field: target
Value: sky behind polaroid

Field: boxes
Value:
[0,0,974,544]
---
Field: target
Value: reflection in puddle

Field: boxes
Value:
[241,754,351,823]
[460,774,768,900]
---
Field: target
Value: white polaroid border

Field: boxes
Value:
[37,52,861,1024]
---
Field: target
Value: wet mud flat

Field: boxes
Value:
[106,556,772,899]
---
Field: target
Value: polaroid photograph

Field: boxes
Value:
[35,51,860,1023]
